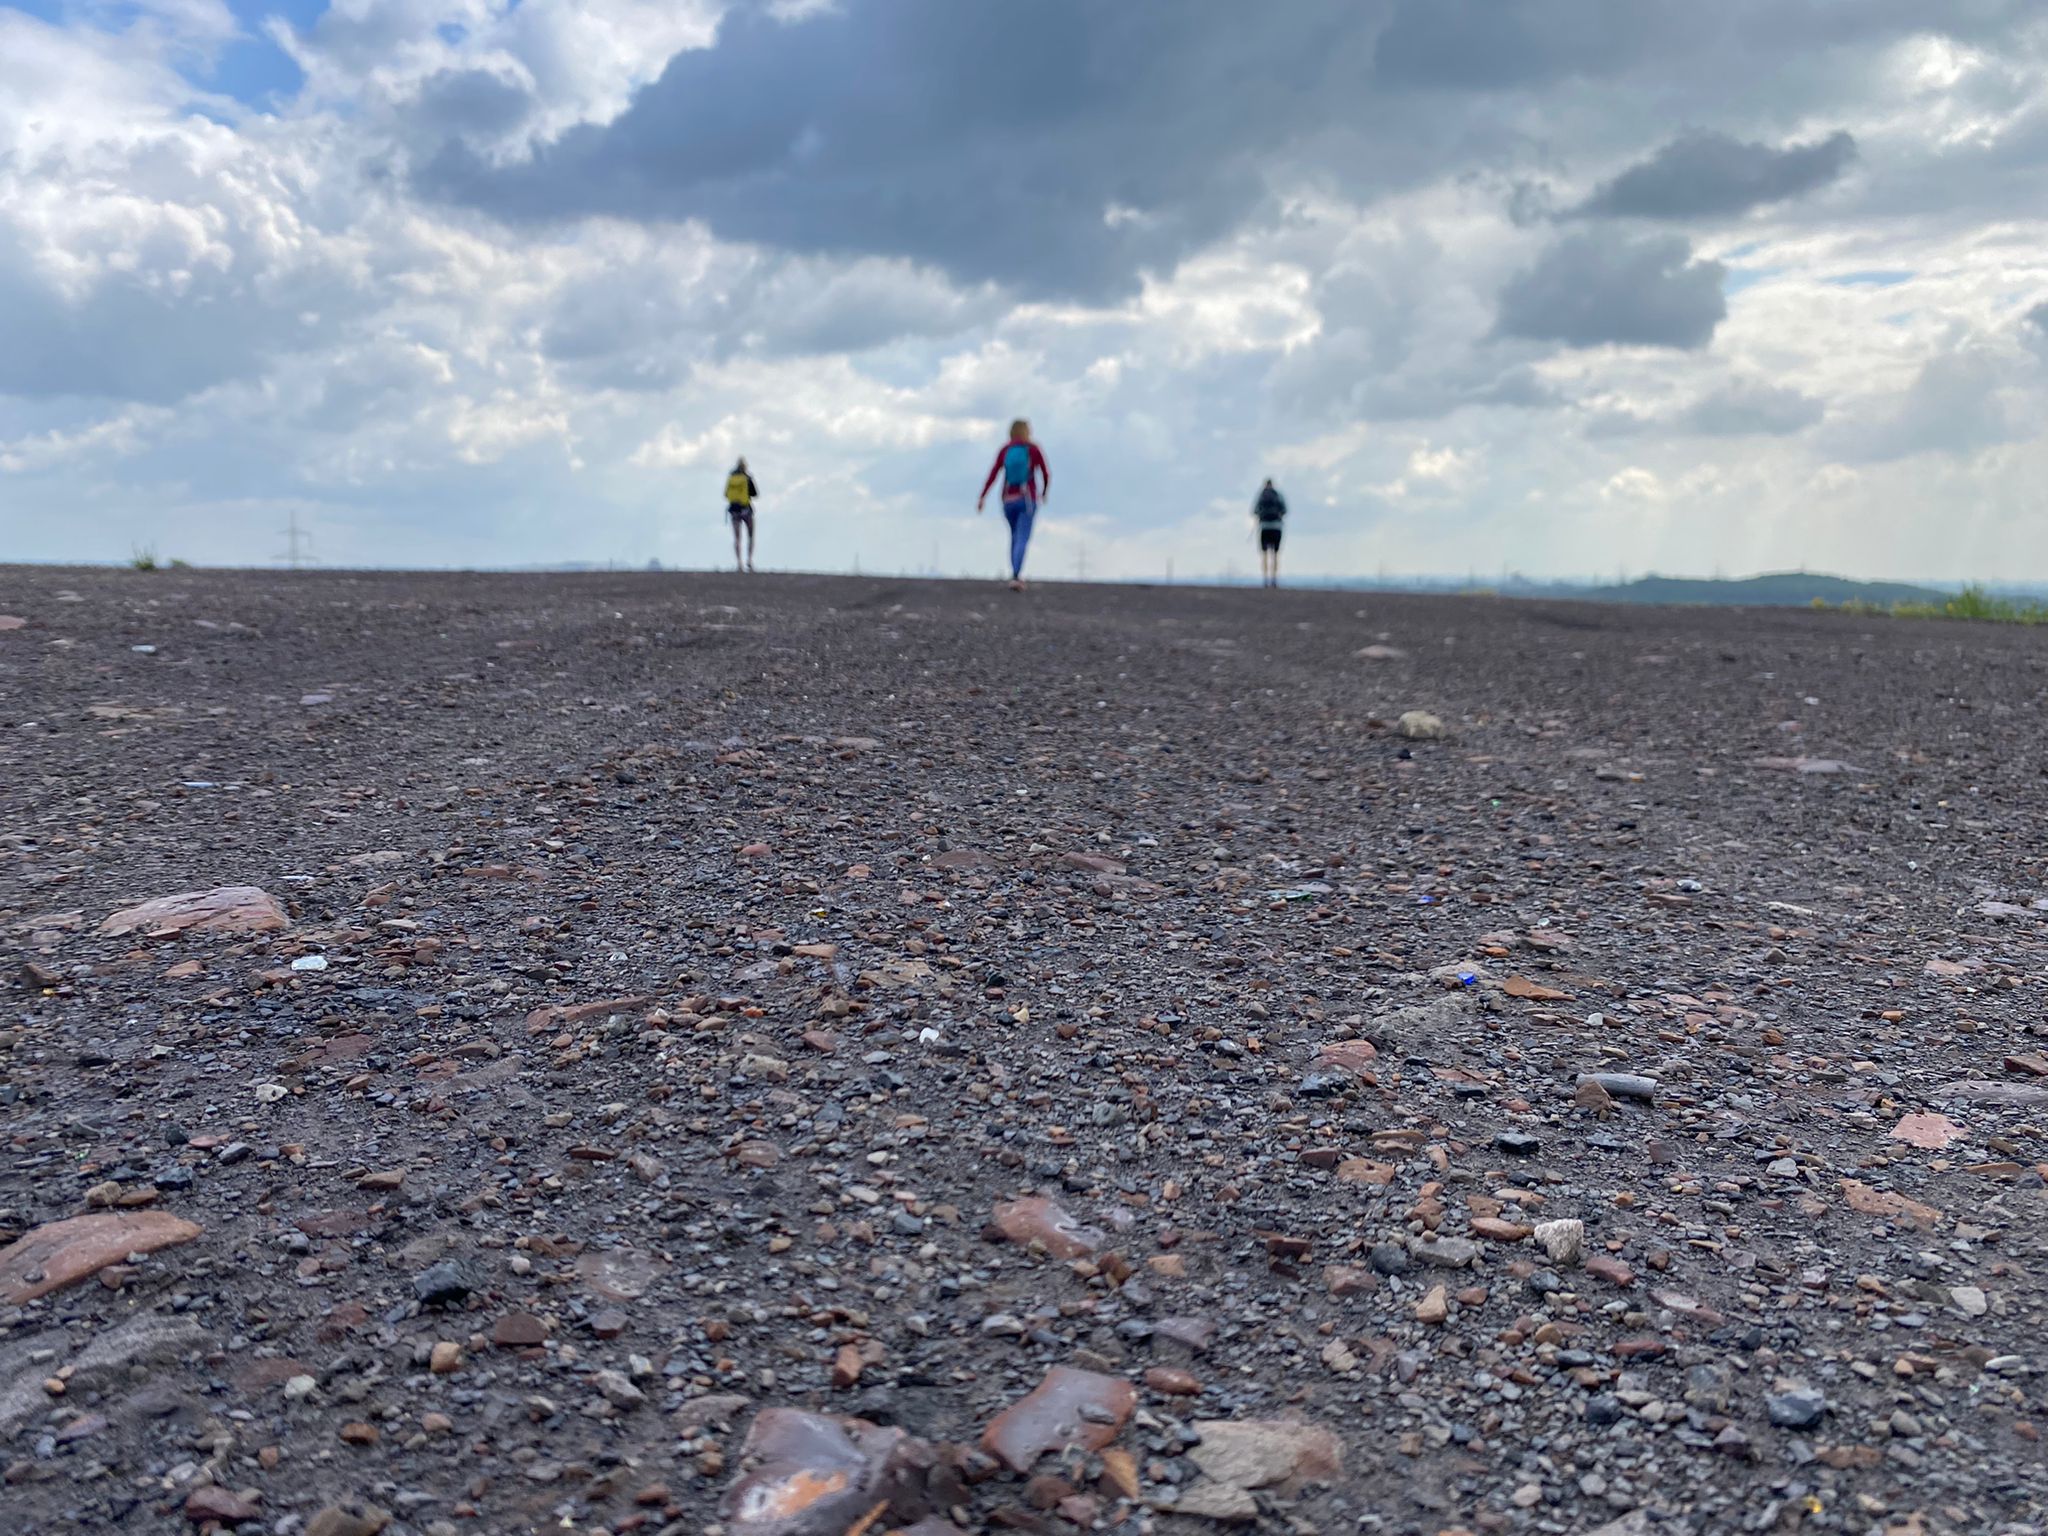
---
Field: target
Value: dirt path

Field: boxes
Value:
[2,567,2043,1536]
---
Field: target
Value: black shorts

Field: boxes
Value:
[1259,526,1282,552]
[727,503,754,530]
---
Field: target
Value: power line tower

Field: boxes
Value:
[1073,546,1088,582]
[277,512,316,571]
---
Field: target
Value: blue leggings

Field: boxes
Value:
[1002,498,1036,579]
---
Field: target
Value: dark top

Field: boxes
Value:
[1254,486,1287,527]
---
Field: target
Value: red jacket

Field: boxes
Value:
[981,441,1049,503]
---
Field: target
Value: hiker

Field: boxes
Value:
[1254,478,1286,588]
[977,419,1050,590]
[725,458,760,572]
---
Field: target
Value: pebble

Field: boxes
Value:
[1583,1254,1635,1288]
[305,1502,393,1536]
[1410,1235,1480,1268]
[1766,1387,1827,1429]
[13,573,2044,1536]
[492,1312,548,1349]
[981,1367,1135,1474]
[183,1485,261,1526]
[412,1260,471,1307]
[1577,1072,1659,1101]
[1533,1218,1585,1266]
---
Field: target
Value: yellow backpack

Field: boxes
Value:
[725,472,752,507]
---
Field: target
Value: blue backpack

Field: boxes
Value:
[1002,443,1033,499]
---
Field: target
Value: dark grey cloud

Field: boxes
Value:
[1831,349,2034,462]
[1680,380,1825,434]
[1496,231,1727,350]
[1371,0,1673,91]
[1577,130,1858,220]
[1587,379,1824,438]
[420,0,1381,301]
[414,0,2034,304]
[407,65,537,146]
[539,253,985,390]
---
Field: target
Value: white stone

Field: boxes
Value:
[1533,1218,1586,1267]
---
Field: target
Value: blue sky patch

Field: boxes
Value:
[201,0,325,103]
[1723,266,1781,295]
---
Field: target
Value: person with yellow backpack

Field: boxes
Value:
[724,458,761,572]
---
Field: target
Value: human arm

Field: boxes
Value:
[1031,443,1050,501]
[977,450,1004,508]
[747,474,760,500]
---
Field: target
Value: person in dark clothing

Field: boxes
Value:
[1254,479,1286,588]
[724,458,760,572]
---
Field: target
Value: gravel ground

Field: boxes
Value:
[1,566,2045,1536]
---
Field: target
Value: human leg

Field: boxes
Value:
[1004,499,1036,583]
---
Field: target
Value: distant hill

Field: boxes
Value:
[1541,572,1948,607]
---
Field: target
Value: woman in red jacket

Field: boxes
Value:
[977,419,1050,590]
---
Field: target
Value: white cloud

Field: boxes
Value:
[1601,466,1666,502]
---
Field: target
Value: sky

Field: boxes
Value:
[4,1,2048,582]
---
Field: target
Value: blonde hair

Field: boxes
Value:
[1009,419,1030,441]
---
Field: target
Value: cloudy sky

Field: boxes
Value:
[6,0,2048,582]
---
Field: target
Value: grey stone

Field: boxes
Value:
[1368,1242,1410,1276]
[413,1260,472,1307]
[1766,1386,1826,1429]
[1408,1235,1480,1268]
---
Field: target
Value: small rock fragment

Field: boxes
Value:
[184,1486,260,1526]
[1185,1418,1343,1491]
[981,1366,1136,1474]
[1583,1255,1634,1288]
[1532,1219,1585,1267]
[1576,1072,1658,1102]
[492,1313,548,1349]
[412,1260,472,1307]
[1409,1235,1479,1268]
[989,1196,1106,1260]
[305,1504,393,1536]
[719,1407,922,1536]
[0,1211,203,1304]
[99,887,288,937]
[1766,1386,1827,1429]
[1889,1112,1964,1150]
